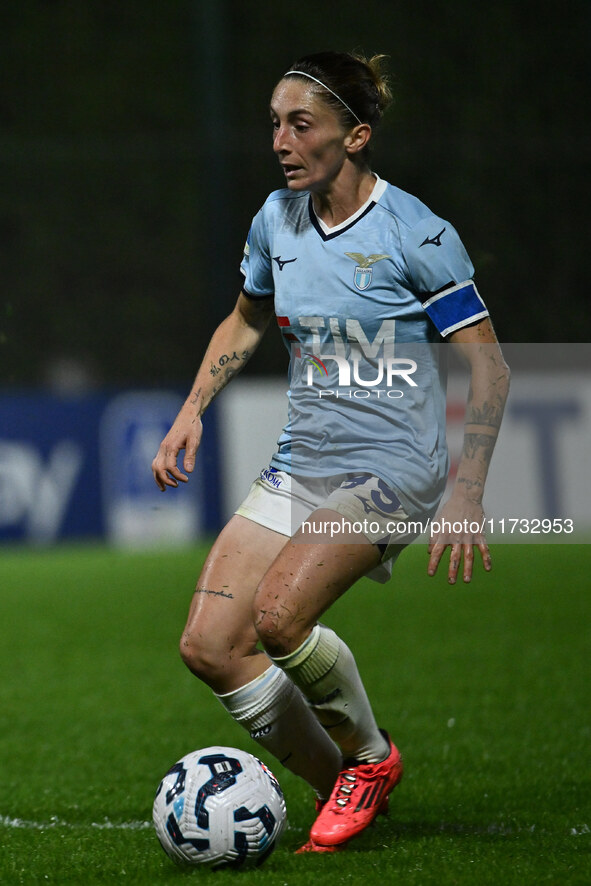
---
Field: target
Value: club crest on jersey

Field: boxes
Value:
[345,252,390,291]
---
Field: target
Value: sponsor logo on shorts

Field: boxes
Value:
[260,467,283,488]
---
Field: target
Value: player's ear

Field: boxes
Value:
[344,124,372,156]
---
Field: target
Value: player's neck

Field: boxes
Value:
[311,169,376,229]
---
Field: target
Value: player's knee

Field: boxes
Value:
[179,625,258,692]
[253,587,306,658]
[253,610,281,657]
[179,630,224,686]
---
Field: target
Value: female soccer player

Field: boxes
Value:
[152,51,510,853]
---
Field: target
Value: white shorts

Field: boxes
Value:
[235,467,421,584]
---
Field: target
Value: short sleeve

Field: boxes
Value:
[240,207,274,298]
[402,216,489,337]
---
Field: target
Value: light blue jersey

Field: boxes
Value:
[240,176,488,519]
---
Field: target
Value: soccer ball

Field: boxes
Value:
[153,746,287,869]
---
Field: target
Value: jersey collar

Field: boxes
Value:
[308,174,387,241]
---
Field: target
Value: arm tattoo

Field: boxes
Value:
[209,350,251,378]
[456,476,483,493]
[204,350,252,405]
[465,392,504,430]
[462,432,497,461]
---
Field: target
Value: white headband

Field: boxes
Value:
[283,70,362,124]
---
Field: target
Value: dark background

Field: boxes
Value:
[1,0,589,388]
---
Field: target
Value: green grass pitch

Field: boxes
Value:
[1,542,590,884]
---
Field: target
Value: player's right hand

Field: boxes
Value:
[151,410,203,491]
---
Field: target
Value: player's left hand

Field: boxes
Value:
[427,496,491,584]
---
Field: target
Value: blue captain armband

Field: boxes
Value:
[421,280,489,337]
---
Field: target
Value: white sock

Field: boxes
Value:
[215,664,341,798]
[272,625,389,764]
